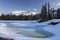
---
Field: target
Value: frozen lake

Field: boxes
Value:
[0,19,60,40]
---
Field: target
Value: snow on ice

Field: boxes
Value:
[0,19,60,40]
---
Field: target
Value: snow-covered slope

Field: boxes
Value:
[0,19,60,40]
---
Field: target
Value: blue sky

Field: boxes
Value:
[0,0,60,14]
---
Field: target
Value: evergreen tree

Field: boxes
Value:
[51,8,54,18]
[57,8,60,19]
[40,3,47,21]
[47,2,52,20]
[48,2,50,14]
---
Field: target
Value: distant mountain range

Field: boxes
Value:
[11,9,40,16]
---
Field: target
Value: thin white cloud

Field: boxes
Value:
[56,2,60,6]
[53,2,60,6]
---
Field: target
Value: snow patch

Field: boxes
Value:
[0,23,16,35]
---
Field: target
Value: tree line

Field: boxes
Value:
[40,2,60,22]
[0,14,40,20]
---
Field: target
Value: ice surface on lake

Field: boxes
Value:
[0,19,60,40]
[0,23,17,35]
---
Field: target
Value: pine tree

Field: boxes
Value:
[40,3,47,21]
[57,8,60,19]
[47,2,52,20]
[52,8,55,18]
[48,2,50,14]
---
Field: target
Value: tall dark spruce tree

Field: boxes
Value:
[57,8,60,19]
[52,8,54,18]
[47,2,52,20]
[40,3,47,21]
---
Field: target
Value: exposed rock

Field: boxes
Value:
[0,37,13,40]
[48,22,59,25]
